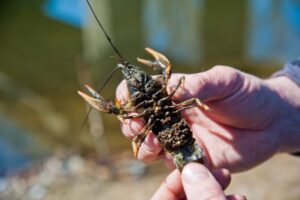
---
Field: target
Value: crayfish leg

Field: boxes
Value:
[120,108,152,119]
[131,122,153,158]
[173,98,211,112]
[166,76,185,99]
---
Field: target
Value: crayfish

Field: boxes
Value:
[78,0,210,171]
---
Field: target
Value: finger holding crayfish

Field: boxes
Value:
[116,80,165,163]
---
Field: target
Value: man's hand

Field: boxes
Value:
[117,65,300,172]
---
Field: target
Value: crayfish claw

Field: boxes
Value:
[144,47,170,67]
[84,84,101,99]
[137,47,171,80]
[137,57,158,70]
[78,88,113,113]
[78,90,101,109]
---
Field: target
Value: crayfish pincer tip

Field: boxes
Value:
[77,90,87,98]
[84,84,92,90]
[78,90,95,101]
[77,91,88,101]
[83,84,101,98]
[144,47,155,54]
[145,47,163,55]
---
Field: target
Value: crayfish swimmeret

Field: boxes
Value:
[78,0,210,171]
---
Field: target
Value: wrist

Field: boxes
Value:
[264,76,300,153]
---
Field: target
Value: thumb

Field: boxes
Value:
[169,66,245,102]
[182,163,226,200]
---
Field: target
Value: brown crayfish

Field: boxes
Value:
[78,0,210,171]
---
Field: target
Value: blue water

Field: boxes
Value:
[0,114,49,177]
[43,0,88,28]
[247,0,300,62]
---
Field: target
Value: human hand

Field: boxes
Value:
[117,65,300,172]
[151,162,246,200]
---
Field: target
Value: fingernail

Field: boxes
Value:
[182,163,209,184]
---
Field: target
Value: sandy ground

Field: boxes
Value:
[2,153,299,200]
[41,153,300,200]
[226,154,300,200]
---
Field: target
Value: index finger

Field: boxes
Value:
[151,169,184,200]
[116,80,145,139]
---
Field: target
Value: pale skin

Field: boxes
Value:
[151,163,246,200]
[116,65,300,199]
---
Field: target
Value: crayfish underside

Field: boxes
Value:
[78,48,209,171]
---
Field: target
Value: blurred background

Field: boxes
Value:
[0,0,300,199]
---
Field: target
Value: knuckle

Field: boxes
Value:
[210,65,237,77]
[211,65,231,71]
[208,65,244,87]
